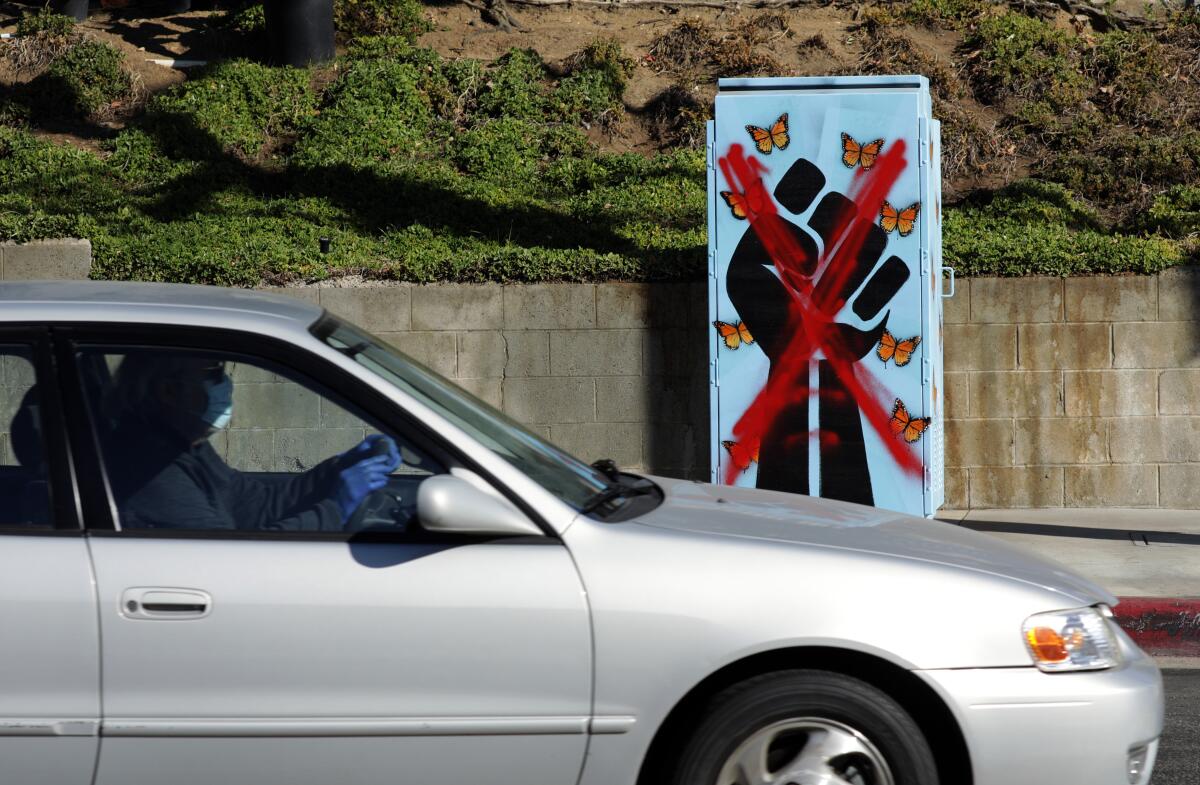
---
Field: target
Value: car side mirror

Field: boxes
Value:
[416,475,544,537]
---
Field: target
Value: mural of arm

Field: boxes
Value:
[724,156,911,503]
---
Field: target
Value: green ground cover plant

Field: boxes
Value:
[1,2,1198,282]
[0,35,705,284]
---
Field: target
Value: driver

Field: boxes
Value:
[101,353,400,532]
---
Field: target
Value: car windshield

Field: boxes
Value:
[313,315,612,511]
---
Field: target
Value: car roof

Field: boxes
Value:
[0,281,324,329]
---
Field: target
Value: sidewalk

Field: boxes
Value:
[937,508,1200,661]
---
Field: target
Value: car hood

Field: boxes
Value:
[633,476,1116,606]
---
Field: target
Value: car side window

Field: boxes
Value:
[76,347,443,536]
[0,347,53,529]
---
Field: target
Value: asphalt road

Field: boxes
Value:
[1154,670,1200,785]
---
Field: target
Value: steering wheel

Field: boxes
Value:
[343,485,414,533]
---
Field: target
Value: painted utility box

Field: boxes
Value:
[707,75,950,518]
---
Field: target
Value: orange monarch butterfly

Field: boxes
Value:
[746,113,790,155]
[877,330,921,367]
[722,439,760,472]
[719,181,766,220]
[712,320,755,350]
[841,133,884,170]
[880,200,920,236]
[890,398,931,444]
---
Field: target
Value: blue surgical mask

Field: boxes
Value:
[201,374,234,430]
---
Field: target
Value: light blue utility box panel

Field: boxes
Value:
[707,75,950,518]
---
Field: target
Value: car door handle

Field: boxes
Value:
[120,588,212,620]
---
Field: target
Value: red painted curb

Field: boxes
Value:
[1114,597,1200,657]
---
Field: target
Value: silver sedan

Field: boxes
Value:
[0,281,1161,785]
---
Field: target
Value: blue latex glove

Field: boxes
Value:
[339,434,401,472]
[335,454,395,520]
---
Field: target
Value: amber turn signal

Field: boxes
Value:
[1025,627,1070,663]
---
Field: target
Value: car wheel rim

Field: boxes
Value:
[715,717,895,785]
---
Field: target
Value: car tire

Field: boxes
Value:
[671,669,940,785]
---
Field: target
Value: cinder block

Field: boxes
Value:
[944,418,1013,467]
[1,239,91,280]
[229,362,276,383]
[319,397,367,429]
[596,376,690,423]
[549,422,643,468]
[379,331,457,378]
[943,372,969,419]
[942,278,969,324]
[943,467,969,509]
[688,374,712,431]
[968,370,1062,417]
[970,277,1063,323]
[500,331,550,377]
[232,383,320,429]
[0,355,35,389]
[412,284,503,331]
[1114,322,1200,369]
[1064,370,1157,417]
[644,328,709,377]
[274,427,365,472]
[457,332,506,379]
[1156,266,1200,320]
[596,283,689,328]
[225,429,275,472]
[1064,276,1156,322]
[502,377,595,424]
[1017,323,1111,370]
[970,466,1064,507]
[1158,370,1200,414]
[550,330,643,376]
[1065,465,1157,507]
[260,286,320,306]
[1159,464,1200,508]
[1107,416,1200,463]
[319,286,411,333]
[944,324,1017,371]
[0,387,19,434]
[685,282,710,327]
[643,422,703,476]
[1013,417,1106,465]
[453,377,502,408]
[503,284,595,329]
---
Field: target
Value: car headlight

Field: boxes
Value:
[1022,606,1121,672]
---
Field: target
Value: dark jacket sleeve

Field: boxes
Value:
[223,453,346,532]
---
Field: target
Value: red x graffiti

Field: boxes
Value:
[718,141,925,487]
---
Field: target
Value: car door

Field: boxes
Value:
[0,329,99,785]
[59,327,593,785]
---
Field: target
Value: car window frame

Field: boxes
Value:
[50,323,558,543]
[0,325,84,535]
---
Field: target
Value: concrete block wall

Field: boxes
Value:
[5,239,1200,507]
[0,240,92,281]
[279,282,713,479]
[216,363,370,473]
[942,270,1200,509]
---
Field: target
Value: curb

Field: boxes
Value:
[1114,597,1200,658]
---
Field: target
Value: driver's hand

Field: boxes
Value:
[335,455,394,520]
[340,434,401,472]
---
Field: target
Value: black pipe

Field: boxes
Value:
[162,0,193,13]
[263,0,335,67]
[51,0,88,22]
